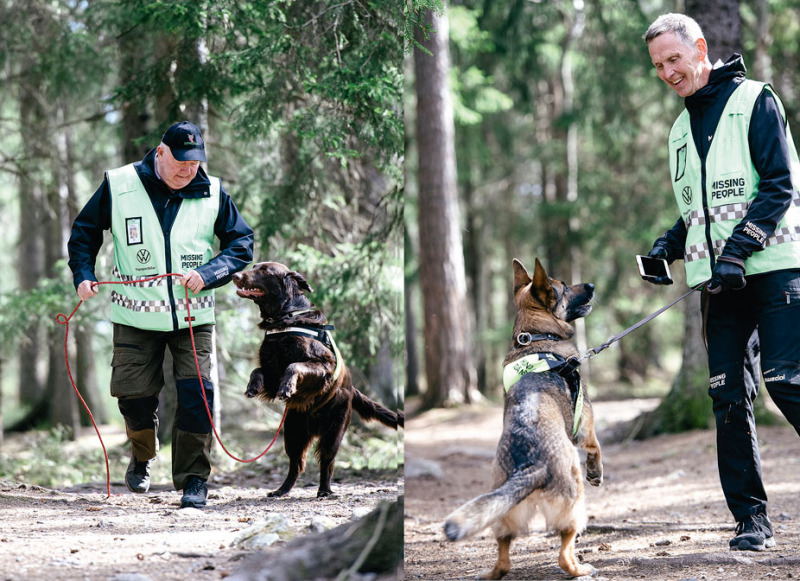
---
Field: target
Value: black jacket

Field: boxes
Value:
[656,55,795,266]
[68,148,254,290]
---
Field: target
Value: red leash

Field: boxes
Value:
[56,273,286,498]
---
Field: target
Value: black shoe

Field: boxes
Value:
[125,456,152,493]
[729,513,775,551]
[180,476,208,508]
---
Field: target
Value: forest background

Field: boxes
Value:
[405,0,800,436]
[0,0,404,485]
[3,0,800,482]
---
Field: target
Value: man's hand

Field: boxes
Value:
[77,280,99,300]
[644,242,674,285]
[707,256,746,294]
[180,271,206,295]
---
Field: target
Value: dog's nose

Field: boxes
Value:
[585,283,595,293]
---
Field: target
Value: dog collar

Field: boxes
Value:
[502,353,584,438]
[264,325,343,381]
[516,332,563,346]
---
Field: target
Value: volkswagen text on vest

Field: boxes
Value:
[668,80,800,287]
[108,164,219,331]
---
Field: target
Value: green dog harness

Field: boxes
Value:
[502,353,585,438]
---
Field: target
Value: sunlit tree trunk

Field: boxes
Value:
[413,9,477,407]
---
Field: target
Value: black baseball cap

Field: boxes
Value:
[161,121,207,162]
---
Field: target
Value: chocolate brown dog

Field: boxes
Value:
[444,258,603,579]
[233,261,403,498]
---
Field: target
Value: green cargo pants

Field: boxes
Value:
[111,323,215,490]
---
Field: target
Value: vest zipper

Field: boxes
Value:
[164,196,179,331]
[699,119,716,269]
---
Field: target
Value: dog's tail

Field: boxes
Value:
[352,389,404,429]
[444,466,548,541]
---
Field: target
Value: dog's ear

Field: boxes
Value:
[512,259,531,293]
[286,271,314,294]
[531,258,553,293]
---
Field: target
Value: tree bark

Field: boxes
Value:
[17,58,47,408]
[413,9,477,407]
[686,0,742,62]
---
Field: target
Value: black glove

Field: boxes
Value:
[644,242,674,285]
[707,256,746,294]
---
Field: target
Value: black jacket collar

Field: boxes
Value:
[685,54,747,115]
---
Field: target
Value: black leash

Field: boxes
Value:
[578,281,707,363]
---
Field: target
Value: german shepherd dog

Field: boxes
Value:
[233,261,404,498]
[444,258,603,579]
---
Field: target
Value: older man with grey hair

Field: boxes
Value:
[642,13,800,552]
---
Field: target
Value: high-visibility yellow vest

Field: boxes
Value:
[108,164,219,331]
[668,80,800,286]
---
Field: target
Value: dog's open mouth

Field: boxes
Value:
[236,287,265,299]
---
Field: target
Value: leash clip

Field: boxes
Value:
[583,347,601,360]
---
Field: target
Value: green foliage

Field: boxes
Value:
[404,0,446,54]
[284,235,403,373]
[0,264,77,353]
[0,0,404,441]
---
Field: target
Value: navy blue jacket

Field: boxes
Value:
[68,148,254,291]
[656,55,795,266]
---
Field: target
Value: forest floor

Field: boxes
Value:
[405,397,800,581]
[0,424,403,581]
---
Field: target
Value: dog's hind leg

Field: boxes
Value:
[479,535,512,580]
[557,528,595,578]
[314,419,348,498]
[268,412,312,497]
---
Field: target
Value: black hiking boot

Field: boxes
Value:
[125,456,153,494]
[729,513,775,551]
[180,476,208,509]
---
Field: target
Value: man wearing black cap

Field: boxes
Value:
[68,121,254,508]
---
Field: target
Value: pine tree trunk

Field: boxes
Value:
[413,10,476,407]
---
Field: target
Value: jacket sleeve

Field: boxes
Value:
[723,87,795,262]
[195,184,255,289]
[67,178,112,290]
[653,217,687,262]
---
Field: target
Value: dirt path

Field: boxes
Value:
[405,399,800,581]
[0,431,402,581]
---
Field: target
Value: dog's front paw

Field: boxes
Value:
[585,455,603,487]
[586,472,603,487]
[245,369,265,398]
[277,377,297,401]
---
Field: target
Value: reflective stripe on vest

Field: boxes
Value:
[108,164,220,331]
[668,80,800,286]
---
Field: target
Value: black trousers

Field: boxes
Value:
[705,269,800,522]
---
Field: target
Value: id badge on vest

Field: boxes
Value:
[126,217,143,245]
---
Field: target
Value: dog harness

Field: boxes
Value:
[502,352,584,438]
[263,323,343,381]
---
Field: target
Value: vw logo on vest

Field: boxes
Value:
[137,249,152,264]
[681,186,692,206]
